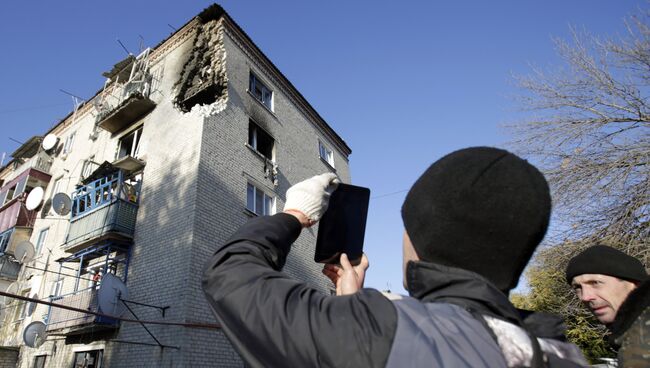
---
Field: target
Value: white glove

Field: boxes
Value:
[284,173,340,222]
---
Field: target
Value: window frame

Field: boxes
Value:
[246,183,276,216]
[72,349,103,368]
[117,126,143,160]
[249,72,274,111]
[318,141,335,168]
[33,354,47,368]
[63,132,76,155]
[248,120,275,161]
[35,228,49,255]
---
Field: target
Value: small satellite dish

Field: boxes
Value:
[2,283,18,305]
[25,187,45,210]
[13,241,35,264]
[23,321,47,348]
[97,273,128,317]
[42,134,59,151]
[51,193,72,216]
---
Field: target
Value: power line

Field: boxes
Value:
[0,290,221,330]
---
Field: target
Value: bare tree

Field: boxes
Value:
[511,11,650,262]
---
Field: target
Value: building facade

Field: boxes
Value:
[0,5,351,367]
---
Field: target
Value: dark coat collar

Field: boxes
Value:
[609,279,650,345]
[405,260,522,325]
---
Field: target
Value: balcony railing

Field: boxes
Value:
[95,78,155,134]
[0,256,20,280]
[0,199,37,234]
[46,286,119,333]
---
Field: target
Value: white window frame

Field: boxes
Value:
[117,126,143,160]
[51,278,64,298]
[35,228,49,255]
[249,72,274,111]
[246,183,276,216]
[319,141,335,168]
[63,132,76,154]
[50,177,63,198]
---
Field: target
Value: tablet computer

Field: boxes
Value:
[315,183,370,265]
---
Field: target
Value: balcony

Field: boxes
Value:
[64,200,138,254]
[63,170,140,254]
[95,48,155,133]
[47,242,130,335]
[0,256,20,280]
[46,286,119,334]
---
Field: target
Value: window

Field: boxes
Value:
[72,350,103,368]
[51,278,64,298]
[117,126,143,159]
[248,121,274,160]
[35,228,49,255]
[51,177,63,198]
[319,141,334,167]
[63,132,76,154]
[246,183,275,216]
[16,290,30,321]
[81,156,97,179]
[249,73,273,111]
[3,185,16,205]
[33,355,47,368]
[0,229,13,253]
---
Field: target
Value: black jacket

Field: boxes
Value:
[202,213,586,367]
[609,280,650,367]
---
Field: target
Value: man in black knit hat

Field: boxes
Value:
[203,147,587,367]
[566,246,649,366]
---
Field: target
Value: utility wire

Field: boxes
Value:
[0,290,221,330]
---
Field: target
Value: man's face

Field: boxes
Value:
[571,274,637,324]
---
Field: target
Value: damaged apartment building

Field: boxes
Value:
[0,4,350,367]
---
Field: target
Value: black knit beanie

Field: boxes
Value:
[401,147,551,292]
[565,245,648,284]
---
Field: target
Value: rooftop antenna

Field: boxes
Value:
[59,89,85,116]
[167,24,177,31]
[138,35,145,53]
[9,137,24,145]
[0,152,5,166]
[117,39,132,56]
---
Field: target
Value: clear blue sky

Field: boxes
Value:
[0,1,644,293]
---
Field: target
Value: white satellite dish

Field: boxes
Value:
[2,283,18,305]
[42,134,59,151]
[97,273,129,317]
[13,241,35,264]
[25,187,45,211]
[51,193,72,216]
[23,321,47,348]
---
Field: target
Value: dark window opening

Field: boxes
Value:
[248,121,274,160]
[73,350,103,368]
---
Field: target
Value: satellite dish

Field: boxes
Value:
[22,321,47,348]
[97,273,128,317]
[25,187,45,210]
[42,134,59,151]
[13,241,35,264]
[2,283,18,305]
[51,193,72,216]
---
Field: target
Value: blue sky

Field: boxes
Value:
[0,1,644,293]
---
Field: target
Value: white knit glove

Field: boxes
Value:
[284,173,340,222]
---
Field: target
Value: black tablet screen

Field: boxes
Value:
[315,183,370,265]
